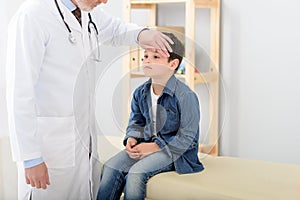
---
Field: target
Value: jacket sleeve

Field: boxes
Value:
[155,91,200,159]
[94,8,143,46]
[123,90,146,146]
[6,11,47,162]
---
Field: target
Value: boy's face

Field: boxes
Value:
[142,50,177,78]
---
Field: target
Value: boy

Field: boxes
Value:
[97,33,204,200]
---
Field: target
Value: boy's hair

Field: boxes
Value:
[163,32,185,71]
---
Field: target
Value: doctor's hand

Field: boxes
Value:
[25,162,50,189]
[138,29,174,57]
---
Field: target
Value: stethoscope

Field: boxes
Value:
[54,0,99,45]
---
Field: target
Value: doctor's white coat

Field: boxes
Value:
[6,0,141,199]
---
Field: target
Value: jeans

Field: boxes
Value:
[97,150,174,200]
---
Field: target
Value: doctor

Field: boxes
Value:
[6,0,173,199]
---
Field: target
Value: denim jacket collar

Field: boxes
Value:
[141,75,178,98]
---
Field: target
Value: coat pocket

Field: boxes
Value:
[37,116,75,169]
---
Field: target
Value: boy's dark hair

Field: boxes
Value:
[163,32,185,71]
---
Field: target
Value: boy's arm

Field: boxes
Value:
[154,91,200,160]
[123,91,146,146]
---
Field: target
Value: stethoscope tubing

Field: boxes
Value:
[54,0,72,33]
[88,13,98,35]
[54,0,98,44]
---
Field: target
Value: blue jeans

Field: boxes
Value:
[97,150,174,200]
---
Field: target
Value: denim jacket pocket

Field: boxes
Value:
[161,107,180,132]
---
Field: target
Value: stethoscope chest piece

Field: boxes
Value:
[69,33,77,44]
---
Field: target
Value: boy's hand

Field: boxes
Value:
[125,137,140,159]
[126,137,138,151]
[133,143,160,159]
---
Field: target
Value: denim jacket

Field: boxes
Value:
[124,75,204,174]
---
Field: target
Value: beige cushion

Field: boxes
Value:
[146,154,300,200]
[98,137,300,200]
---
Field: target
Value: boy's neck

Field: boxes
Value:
[151,73,173,95]
[151,83,164,96]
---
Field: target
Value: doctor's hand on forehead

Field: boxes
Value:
[138,29,174,57]
[72,0,174,57]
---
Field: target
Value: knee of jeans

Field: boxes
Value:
[126,173,143,186]
[127,163,145,174]
[127,170,147,183]
[101,164,119,179]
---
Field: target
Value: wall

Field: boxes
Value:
[0,0,24,198]
[0,0,24,138]
[0,138,17,199]
[0,0,9,138]
[220,0,300,164]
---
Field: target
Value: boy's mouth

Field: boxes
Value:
[143,66,152,69]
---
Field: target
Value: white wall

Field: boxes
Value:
[0,0,24,199]
[0,138,18,199]
[220,0,300,164]
[0,0,24,138]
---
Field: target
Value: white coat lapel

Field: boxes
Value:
[63,7,82,33]
[81,12,92,57]
[42,0,82,33]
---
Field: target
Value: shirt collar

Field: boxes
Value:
[60,0,77,11]
[163,75,177,96]
[142,79,152,97]
[142,75,177,97]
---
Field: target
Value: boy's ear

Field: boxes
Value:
[170,59,179,70]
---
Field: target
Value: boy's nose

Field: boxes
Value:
[141,58,149,63]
